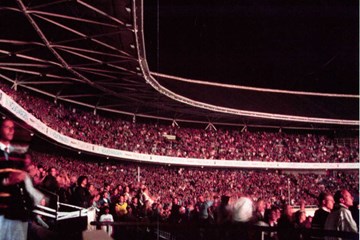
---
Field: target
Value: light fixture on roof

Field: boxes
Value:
[136,67,141,71]
[172,119,179,128]
[241,125,247,132]
[205,122,217,131]
[125,7,131,13]
[12,81,18,91]
[130,44,135,49]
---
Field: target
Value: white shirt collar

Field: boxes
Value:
[339,203,349,209]
[0,142,10,152]
[321,207,331,213]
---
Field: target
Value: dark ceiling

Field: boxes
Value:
[0,0,358,130]
[145,0,358,94]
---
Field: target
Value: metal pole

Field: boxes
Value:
[137,166,140,183]
[287,178,290,204]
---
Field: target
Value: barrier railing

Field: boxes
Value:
[90,221,359,240]
[32,201,359,240]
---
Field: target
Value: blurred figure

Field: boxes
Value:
[98,191,111,209]
[99,206,114,237]
[215,195,232,224]
[114,195,128,221]
[129,197,141,219]
[232,197,254,240]
[195,194,214,223]
[169,197,181,223]
[56,173,71,204]
[252,198,266,224]
[71,176,91,232]
[103,183,111,203]
[0,119,44,240]
[232,197,254,223]
[349,198,359,230]
[72,176,91,208]
[277,204,296,240]
[294,210,307,229]
[266,206,279,227]
[41,167,59,193]
[265,207,280,240]
[178,206,189,224]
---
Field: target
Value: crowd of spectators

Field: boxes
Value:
[24,150,358,239]
[27,150,358,209]
[1,83,358,239]
[1,83,358,163]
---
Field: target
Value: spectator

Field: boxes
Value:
[312,192,334,229]
[294,210,307,229]
[42,167,59,193]
[324,190,358,238]
[232,197,254,240]
[215,195,232,224]
[129,197,141,219]
[349,198,359,231]
[195,195,214,223]
[277,204,296,240]
[0,119,44,240]
[232,197,254,223]
[99,206,114,237]
[72,176,91,208]
[98,191,111,209]
[169,197,181,223]
[266,206,279,227]
[252,198,266,224]
[114,195,128,221]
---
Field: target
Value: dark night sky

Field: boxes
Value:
[144,0,359,94]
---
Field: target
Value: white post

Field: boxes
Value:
[287,178,291,204]
[137,166,140,183]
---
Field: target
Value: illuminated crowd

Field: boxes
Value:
[1,83,358,163]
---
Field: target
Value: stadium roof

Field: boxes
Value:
[0,0,358,129]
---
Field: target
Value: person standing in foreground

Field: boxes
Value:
[312,192,335,229]
[0,118,44,240]
[324,189,358,240]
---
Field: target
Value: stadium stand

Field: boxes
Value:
[1,83,358,163]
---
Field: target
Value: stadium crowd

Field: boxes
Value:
[1,83,359,163]
[0,84,359,239]
[25,150,358,239]
[27,150,358,211]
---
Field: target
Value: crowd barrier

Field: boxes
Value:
[90,221,359,240]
